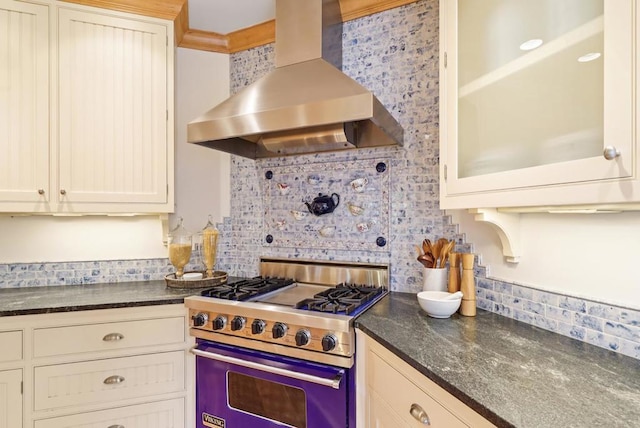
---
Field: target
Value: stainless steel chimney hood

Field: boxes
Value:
[187,0,404,159]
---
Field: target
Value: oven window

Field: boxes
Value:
[228,371,307,428]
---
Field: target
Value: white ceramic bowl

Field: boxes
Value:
[417,291,462,318]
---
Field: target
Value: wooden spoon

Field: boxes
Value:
[431,239,443,268]
[417,252,435,268]
[441,240,455,268]
[422,239,432,255]
[436,238,450,267]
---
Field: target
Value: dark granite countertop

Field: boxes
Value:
[0,281,203,316]
[356,292,640,428]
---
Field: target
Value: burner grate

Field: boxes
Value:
[294,283,386,315]
[201,277,294,301]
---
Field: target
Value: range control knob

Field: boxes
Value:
[322,334,338,352]
[230,316,246,331]
[251,319,266,335]
[295,330,311,347]
[272,322,288,339]
[212,315,227,331]
[191,312,208,327]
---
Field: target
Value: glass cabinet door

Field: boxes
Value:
[442,0,635,201]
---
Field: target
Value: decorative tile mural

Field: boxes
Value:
[262,159,390,252]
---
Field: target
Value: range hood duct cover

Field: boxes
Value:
[187,0,403,159]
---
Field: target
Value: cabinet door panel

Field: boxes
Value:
[0,0,49,206]
[368,390,406,428]
[0,369,22,428]
[0,330,23,363]
[34,398,184,428]
[34,351,184,411]
[58,8,168,205]
[33,317,185,358]
[441,0,637,208]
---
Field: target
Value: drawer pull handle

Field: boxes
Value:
[103,375,125,385]
[103,333,124,341]
[410,403,431,425]
[108,426,125,428]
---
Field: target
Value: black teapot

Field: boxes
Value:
[304,193,340,216]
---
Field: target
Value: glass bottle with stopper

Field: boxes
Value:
[202,215,219,278]
[168,217,192,278]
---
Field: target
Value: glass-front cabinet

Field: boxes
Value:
[440,0,639,210]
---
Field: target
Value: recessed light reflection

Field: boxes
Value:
[519,39,543,51]
[578,52,601,63]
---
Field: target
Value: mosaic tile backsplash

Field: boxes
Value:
[0,0,638,360]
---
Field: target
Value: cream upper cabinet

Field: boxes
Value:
[440,0,639,210]
[57,8,173,212]
[0,0,50,208]
[0,1,175,214]
[0,369,23,428]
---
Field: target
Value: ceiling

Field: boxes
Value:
[188,0,275,34]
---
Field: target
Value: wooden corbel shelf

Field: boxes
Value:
[468,208,521,263]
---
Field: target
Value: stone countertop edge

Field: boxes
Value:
[354,292,640,428]
[0,280,203,317]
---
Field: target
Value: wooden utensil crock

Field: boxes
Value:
[460,253,476,316]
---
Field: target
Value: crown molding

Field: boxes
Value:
[60,0,420,54]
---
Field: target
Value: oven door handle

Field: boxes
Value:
[190,347,344,390]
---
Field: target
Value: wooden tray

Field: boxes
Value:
[164,271,228,289]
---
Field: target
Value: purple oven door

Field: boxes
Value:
[193,339,354,428]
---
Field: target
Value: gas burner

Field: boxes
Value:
[295,283,387,315]
[201,277,294,301]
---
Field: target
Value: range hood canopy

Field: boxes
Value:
[187,0,403,159]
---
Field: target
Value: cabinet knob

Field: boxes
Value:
[410,403,431,425]
[603,146,620,160]
[59,189,67,195]
[103,375,125,385]
[102,332,125,342]
[37,189,45,195]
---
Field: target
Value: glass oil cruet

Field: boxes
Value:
[202,215,219,278]
[168,217,192,278]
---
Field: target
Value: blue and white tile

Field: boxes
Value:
[604,322,640,342]
[557,322,586,341]
[559,296,587,313]
[574,313,603,332]
[585,330,620,352]
[546,306,573,323]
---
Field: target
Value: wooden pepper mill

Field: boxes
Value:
[459,253,476,316]
[447,252,461,293]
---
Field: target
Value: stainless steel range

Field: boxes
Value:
[184,258,388,428]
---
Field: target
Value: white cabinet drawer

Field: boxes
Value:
[34,351,185,411]
[33,317,184,358]
[34,398,184,428]
[0,331,23,363]
[369,350,469,428]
